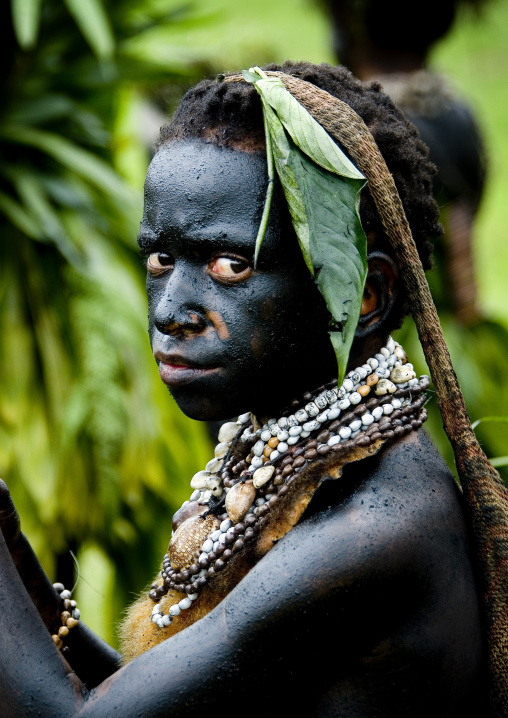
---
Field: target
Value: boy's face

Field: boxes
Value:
[138,140,337,421]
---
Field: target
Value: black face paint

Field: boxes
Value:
[138,140,336,421]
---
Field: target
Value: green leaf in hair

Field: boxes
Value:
[243,66,368,384]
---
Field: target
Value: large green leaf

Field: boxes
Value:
[279,129,366,382]
[260,99,312,271]
[253,98,276,267]
[243,67,367,384]
[249,71,364,181]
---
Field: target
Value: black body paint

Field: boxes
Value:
[139,140,336,421]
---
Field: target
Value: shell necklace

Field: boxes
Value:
[149,336,429,627]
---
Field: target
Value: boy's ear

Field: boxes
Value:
[355,251,398,338]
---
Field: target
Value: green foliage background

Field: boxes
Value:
[1,0,507,646]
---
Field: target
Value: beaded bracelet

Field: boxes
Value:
[51,582,80,651]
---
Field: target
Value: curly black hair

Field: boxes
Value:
[157,61,441,329]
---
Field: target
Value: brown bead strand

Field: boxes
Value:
[51,583,80,651]
[151,377,429,602]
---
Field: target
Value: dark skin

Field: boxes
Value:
[140,140,340,421]
[0,139,483,716]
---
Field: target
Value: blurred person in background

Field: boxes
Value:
[321,0,508,474]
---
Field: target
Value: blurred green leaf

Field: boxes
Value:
[472,416,508,430]
[8,95,75,125]
[11,0,42,50]
[0,191,43,238]
[1,0,216,647]
[491,457,508,468]
[8,168,82,264]
[0,126,130,201]
[63,0,115,60]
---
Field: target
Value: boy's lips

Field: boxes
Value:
[154,352,220,387]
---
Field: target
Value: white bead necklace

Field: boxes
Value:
[150,337,427,628]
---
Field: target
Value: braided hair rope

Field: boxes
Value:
[227,70,508,717]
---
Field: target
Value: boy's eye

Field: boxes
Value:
[210,256,251,279]
[147,253,173,274]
